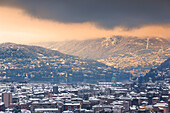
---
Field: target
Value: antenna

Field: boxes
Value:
[65,72,68,83]
[146,38,149,49]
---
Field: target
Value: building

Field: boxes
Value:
[2,92,12,108]
[53,86,59,94]
[168,99,170,112]
[0,102,5,111]
[35,108,58,113]
[63,103,80,111]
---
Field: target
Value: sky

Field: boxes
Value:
[0,0,170,44]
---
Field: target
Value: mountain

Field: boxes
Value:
[0,43,131,83]
[139,57,170,82]
[0,42,65,58]
[33,36,170,76]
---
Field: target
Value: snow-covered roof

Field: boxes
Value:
[35,108,58,112]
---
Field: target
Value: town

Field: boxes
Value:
[0,43,130,83]
[0,79,170,113]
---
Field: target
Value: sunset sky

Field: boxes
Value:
[0,0,170,44]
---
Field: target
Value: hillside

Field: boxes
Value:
[0,43,131,83]
[139,58,170,82]
[0,42,65,58]
[33,36,170,76]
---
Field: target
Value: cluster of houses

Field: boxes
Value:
[0,56,117,83]
[0,79,170,113]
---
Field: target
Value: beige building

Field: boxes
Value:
[2,92,12,108]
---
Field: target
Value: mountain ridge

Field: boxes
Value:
[139,57,170,82]
[33,36,170,76]
[0,42,131,83]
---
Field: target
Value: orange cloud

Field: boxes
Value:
[0,6,169,44]
[112,25,170,39]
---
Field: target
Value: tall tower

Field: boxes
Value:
[112,74,116,86]
[146,38,149,49]
[65,72,68,83]
[2,92,12,108]
[53,85,59,94]
[168,99,170,112]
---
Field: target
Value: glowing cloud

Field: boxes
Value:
[0,6,169,44]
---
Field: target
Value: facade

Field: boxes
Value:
[35,108,58,113]
[2,92,12,108]
[0,102,5,111]
[63,103,80,111]
[53,86,59,94]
